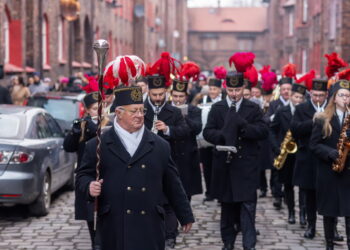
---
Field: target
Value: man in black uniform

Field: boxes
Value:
[144,74,190,248]
[170,78,203,199]
[76,86,194,250]
[266,77,293,209]
[291,79,328,238]
[204,72,268,250]
[270,84,307,225]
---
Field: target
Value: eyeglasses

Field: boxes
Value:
[312,94,326,98]
[337,93,350,99]
[119,107,147,116]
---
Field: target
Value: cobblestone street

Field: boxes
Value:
[0,182,348,250]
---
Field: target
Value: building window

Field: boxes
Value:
[238,39,253,51]
[288,53,293,63]
[42,15,50,66]
[329,1,337,40]
[4,10,10,64]
[202,38,217,51]
[58,18,65,62]
[302,49,307,73]
[302,0,308,23]
[288,11,294,36]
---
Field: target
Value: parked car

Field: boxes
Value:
[25,92,86,132]
[0,105,76,216]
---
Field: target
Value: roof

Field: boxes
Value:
[188,7,268,33]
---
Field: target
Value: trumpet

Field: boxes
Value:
[273,130,298,170]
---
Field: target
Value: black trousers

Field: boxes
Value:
[303,189,317,226]
[271,168,283,198]
[200,147,213,198]
[87,221,101,249]
[284,184,294,210]
[259,169,267,192]
[164,203,179,240]
[220,201,257,249]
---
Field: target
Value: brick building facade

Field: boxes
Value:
[187,7,269,71]
[0,0,187,81]
[266,0,350,76]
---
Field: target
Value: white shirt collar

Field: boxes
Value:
[289,102,296,115]
[147,96,167,113]
[336,109,348,125]
[113,118,144,157]
[226,96,243,111]
[311,100,327,112]
[279,96,290,106]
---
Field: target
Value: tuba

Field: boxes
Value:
[273,130,298,170]
[332,108,350,172]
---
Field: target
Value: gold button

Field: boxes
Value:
[127,209,132,214]
[141,210,146,215]
[141,187,146,192]
[127,186,132,191]
[238,156,242,159]
[141,165,146,169]
[128,165,132,169]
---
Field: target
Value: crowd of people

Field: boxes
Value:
[2,51,350,250]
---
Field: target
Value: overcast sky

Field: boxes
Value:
[187,0,264,8]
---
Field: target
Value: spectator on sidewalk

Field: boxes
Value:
[29,72,49,95]
[11,76,31,105]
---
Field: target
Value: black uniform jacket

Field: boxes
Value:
[310,115,350,217]
[290,100,318,189]
[270,104,295,185]
[203,98,268,202]
[76,127,194,250]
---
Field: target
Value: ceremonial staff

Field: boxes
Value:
[92,39,109,230]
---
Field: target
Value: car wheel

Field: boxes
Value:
[29,171,51,216]
[65,164,75,191]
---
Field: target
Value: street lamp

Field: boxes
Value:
[60,0,80,76]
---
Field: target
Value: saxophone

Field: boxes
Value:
[273,130,298,170]
[332,109,350,173]
[151,105,160,134]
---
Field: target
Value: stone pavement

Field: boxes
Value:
[0,187,348,250]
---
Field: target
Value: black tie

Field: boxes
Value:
[342,112,346,125]
[231,100,236,112]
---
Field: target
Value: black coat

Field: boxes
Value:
[172,104,203,197]
[63,117,97,221]
[144,101,189,162]
[76,128,194,250]
[310,115,350,217]
[270,105,295,185]
[290,100,318,189]
[203,98,268,202]
[266,99,285,121]
[0,86,12,104]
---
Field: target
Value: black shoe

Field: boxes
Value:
[273,197,282,210]
[165,238,176,249]
[288,210,296,224]
[259,190,267,198]
[256,229,260,236]
[326,239,334,250]
[222,242,234,250]
[334,230,344,242]
[299,210,307,227]
[304,225,316,239]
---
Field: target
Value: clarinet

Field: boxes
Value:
[226,98,237,163]
[151,105,160,134]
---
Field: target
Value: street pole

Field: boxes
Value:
[38,0,43,76]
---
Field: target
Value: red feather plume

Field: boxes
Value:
[338,68,350,80]
[150,52,181,86]
[259,65,271,75]
[80,74,99,93]
[282,63,297,79]
[296,70,316,90]
[324,52,348,78]
[103,66,119,89]
[261,71,278,92]
[213,66,227,80]
[229,52,255,73]
[179,61,201,81]
[244,65,258,88]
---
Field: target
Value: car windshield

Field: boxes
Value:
[28,98,78,123]
[0,114,23,139]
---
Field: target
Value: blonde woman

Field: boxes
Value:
[310,80,350,250]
